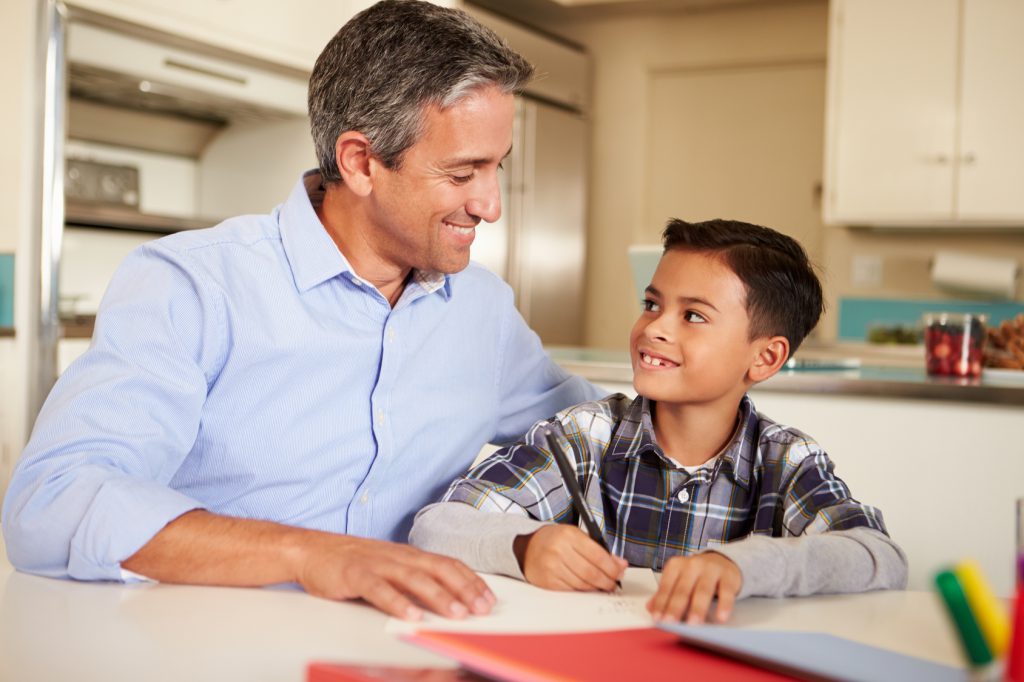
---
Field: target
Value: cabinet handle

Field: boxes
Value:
[930,154,950,165]
[961,152,976,165]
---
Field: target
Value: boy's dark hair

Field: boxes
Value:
[662,218,824,356]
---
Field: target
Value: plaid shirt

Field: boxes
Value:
[440,393,888,571]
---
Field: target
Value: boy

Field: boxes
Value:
[410,219,907,623]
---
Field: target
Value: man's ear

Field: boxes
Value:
[335,131,374,197]
[748,336,790,383]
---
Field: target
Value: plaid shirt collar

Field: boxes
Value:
[604,394,759,491]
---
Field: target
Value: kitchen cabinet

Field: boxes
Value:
[65,0,455,72]
[824,0,1024,227]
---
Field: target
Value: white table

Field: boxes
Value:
[0,556,969,682]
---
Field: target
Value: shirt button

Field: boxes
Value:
[676,489,690,504]
[352,278,363,287]
[376,409,385,426]
[360,492,369,504]
[388,329,396,343]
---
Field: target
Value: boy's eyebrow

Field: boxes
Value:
[645,285,720,312]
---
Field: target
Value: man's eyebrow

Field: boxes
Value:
[442,146,513,168]
[644,286,719,312]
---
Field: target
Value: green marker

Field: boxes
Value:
[935,569,993,666]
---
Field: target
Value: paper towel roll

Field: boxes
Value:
[931,251,1019,299]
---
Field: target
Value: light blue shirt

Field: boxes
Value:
[2,171,602,581]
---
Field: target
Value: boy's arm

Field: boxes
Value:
[713,436,907,599]
[410,502,548,579]
[707,526,908,599]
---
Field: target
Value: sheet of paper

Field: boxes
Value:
[387,568,660,635]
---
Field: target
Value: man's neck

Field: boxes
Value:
[316,184,410,307]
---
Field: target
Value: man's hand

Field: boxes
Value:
[121,510,494,622]
[294,533,496,621]
[514,524,627,592]
[647,552,742,624]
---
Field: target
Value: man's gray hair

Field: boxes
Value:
[308,0,534,185]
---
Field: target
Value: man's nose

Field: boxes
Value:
[467,172,502,223]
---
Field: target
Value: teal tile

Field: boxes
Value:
[0,253,13,328]
[838,297,1024,341]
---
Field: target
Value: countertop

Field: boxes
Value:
[548,342,1024,406]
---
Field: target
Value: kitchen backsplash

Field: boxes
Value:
[838,297,1024,342]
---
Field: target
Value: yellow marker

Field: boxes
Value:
[954,560,1010,657]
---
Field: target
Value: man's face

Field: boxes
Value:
[629,249,763,410]
[366,85,515,275]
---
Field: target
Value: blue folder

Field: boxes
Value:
[658,622,968,682]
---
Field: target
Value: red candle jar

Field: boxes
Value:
[923,312,987,378]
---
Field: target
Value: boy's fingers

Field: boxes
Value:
[573,536,626,583]
[714,580,738,623]
[647,562,681,618]
[685,572,718,624]
[663,574,697,621]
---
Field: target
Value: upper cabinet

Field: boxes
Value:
[65,0,457,72]
[824,0,1024,227]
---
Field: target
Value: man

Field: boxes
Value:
[2,0,602,621]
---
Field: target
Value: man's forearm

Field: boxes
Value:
[121,509,318,586]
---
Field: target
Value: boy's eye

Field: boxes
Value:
[642,299,660,313]
[684,310,707,323]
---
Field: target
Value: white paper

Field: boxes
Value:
[386,568,660,635]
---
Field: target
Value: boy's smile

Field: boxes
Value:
[629,249,764,411]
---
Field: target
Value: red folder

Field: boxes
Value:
[403,627,798,682]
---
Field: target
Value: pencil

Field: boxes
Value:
[540,424,623,590]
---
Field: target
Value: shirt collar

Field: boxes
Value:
[279,170,451,298]
[606,393,759,491]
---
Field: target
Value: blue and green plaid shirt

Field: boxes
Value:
[440,393,888,571]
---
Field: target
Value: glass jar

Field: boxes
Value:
[923,312,987,378]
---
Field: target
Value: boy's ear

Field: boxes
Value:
[335,131,375,197]
[748,336,790,383]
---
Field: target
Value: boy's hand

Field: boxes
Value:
[514,524,627,592]
[647,552,742,624]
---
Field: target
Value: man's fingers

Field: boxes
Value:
[355,574,423,621]
[425,556,496,615]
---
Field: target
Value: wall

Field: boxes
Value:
[538,1,1024,350]
[0,0,39,497]
[542,1,830,351]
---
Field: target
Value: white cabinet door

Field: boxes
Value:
[825,0,1024,226]
[67,0,357,71]
[958,0,1024,220]
[825,0,959,224]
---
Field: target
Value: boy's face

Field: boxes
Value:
[629,249,772,409]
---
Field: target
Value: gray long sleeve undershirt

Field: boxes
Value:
[409,501,908,599]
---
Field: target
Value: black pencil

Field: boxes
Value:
[540,424,623,590]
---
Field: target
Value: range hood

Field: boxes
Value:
[64,19,312,233]
[67,21,309,125]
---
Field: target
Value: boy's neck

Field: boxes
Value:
[651,399,742,468]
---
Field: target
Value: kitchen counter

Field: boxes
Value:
[548,343,1024,406]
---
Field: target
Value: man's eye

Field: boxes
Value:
[684,311,707,323]
[642,299,660,313]
[450,173,474,185]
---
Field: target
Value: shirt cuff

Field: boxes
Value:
[67,477,204,582]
